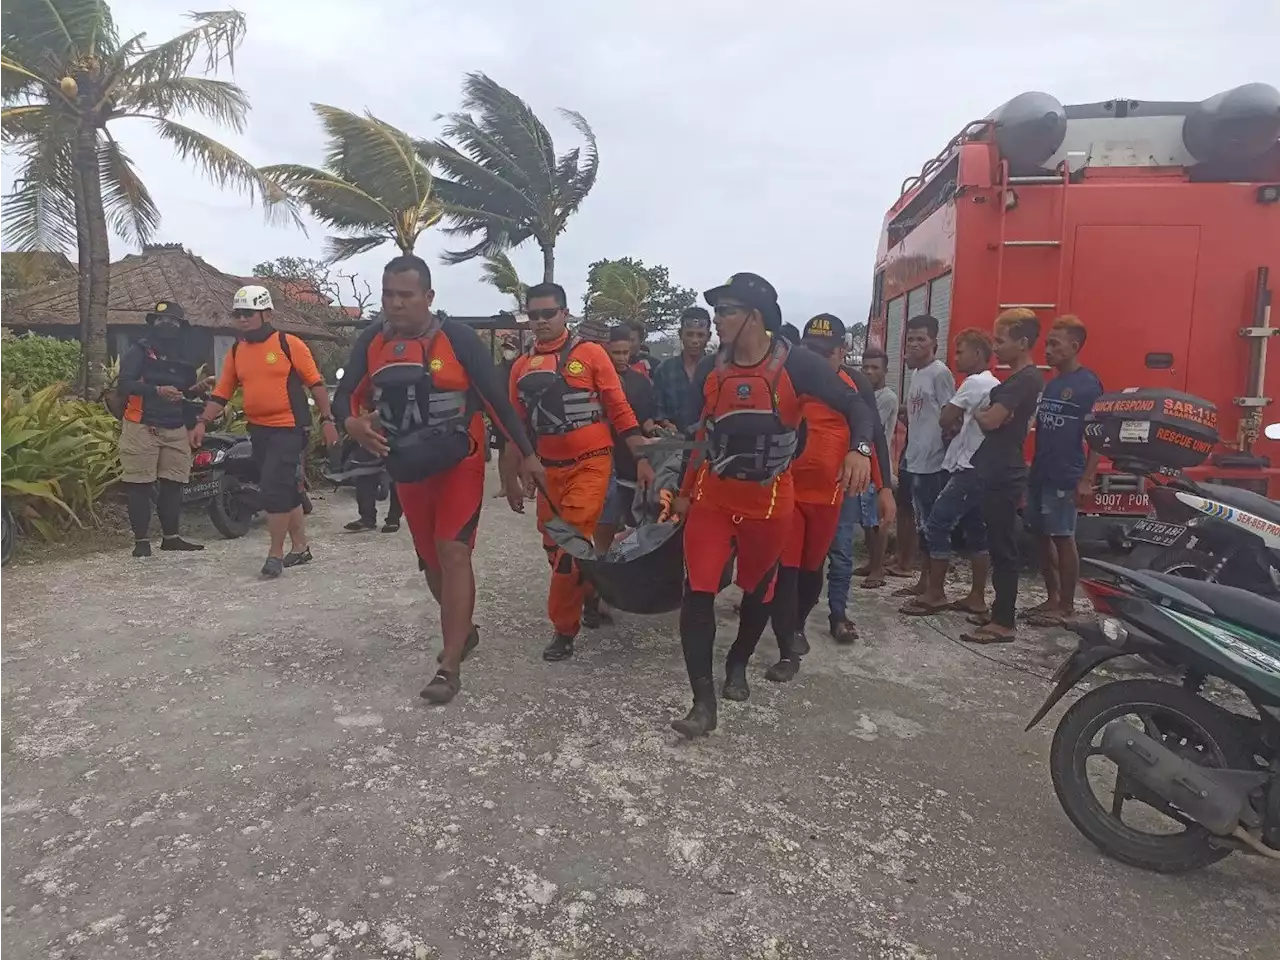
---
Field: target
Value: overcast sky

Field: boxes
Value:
[4,0,1277,325]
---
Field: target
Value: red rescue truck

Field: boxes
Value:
[866,83,1280,545]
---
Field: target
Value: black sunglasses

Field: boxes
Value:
[526,307,563,322]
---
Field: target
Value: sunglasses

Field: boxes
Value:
[231,309,258,319]
[526,307,563,322]
[713,303,750,318]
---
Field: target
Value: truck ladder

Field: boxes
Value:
[994,163,1070,314]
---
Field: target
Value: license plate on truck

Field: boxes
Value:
[1128,519,1186,548]
[183,477,221,503]
[1086,492,1150,514]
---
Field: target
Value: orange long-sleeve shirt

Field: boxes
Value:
[792,369,884,505]
[509,330,640,462]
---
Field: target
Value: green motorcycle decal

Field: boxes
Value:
[1164,607,1280,699]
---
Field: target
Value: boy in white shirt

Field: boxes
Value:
[900,328,997,616]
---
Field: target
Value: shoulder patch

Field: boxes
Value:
[566,359,585,375]
[429,357,444,372]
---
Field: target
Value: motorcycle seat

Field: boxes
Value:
[1199,482,1280,527]
[1150,573,1280,639]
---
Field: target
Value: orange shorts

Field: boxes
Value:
[683,502,792,601]
[781,501,842,571]
[396,453,485,571]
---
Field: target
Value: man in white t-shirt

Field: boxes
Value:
[893,313,956,601]
[901,328,997,616]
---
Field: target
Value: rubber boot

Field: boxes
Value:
[722,659,750,702]
[765,657,800,683]
[671,678,718,739]
[791,629,810,657]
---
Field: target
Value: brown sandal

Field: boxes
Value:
[960,628,1015,645]
[899,598,951,616]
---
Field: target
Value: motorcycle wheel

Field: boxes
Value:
[208,475,253,539]
[2,500,14,567]
[1127,546,1215,580]
[1049,678,1251,873]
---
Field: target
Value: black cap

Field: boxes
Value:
[679,307,711,332]
[802,313,847,343]
[145,300,186,324]
[779,323,802,343]
[703,272,782,332]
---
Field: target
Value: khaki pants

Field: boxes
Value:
[119,420,192,484]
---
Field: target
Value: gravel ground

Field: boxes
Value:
[2,466,1277,960]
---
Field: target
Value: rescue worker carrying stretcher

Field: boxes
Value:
[504,283,656,663]
[333,256,543,705]
[667,273,876,739]
[758,313,896,688]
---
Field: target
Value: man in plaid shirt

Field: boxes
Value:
[653,307,712,433]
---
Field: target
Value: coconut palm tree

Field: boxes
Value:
[479,251,526,311]
[585,259,649,328]
[1,2,293,395]
[428,72,598,283]
[260,105,443,263]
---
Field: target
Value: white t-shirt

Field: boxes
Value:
[943,370,999,472]
[904,358,956,475]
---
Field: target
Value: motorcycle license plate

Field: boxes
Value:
[1128,519,1186,548]
[1086,492,1150,515]
[183,477,221,503]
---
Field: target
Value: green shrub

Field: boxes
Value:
[1,384,122,541]
[0,332,82,392]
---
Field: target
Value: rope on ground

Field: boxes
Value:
[918,617,1058,684]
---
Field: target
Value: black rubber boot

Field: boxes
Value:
[345,517,376,532]
[671,679,718,739]
[160,536,204,552]
[132,539,152,558]
[581,594,603,629]
[765,657,800,683]
[722,660,750,702]
[791,629,811,657]
[419,668,460,704]
[542,633,574,662]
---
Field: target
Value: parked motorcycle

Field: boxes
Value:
[203,433,313,539]
[1084,387,1279,593]
[1027,557,1280,873]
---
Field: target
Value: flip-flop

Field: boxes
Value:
[890,586,924,598]
[965,613,992,627]
[1024,612,1068,628]
[947,600,990,617]
[960,629,1015,645]
[860,577,888,589]
[853,564,872,577]
[884,567,915,579]
[899,598,951,616]
[1017,603,1059,621]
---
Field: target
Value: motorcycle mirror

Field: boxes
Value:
[335,367,345,380]
[1266,422,1280,440]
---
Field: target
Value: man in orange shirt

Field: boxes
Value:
[668,274,875,738]
[335,256,542,704]
[758,314,894,687]
[504,283,656,662]
[194,286,339,578]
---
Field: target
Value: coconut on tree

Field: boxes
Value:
[260,105,443,262]
[428,72,599,283]
[1,1,294,395]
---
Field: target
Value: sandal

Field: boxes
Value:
[890,585,924,598]
[899,598,951,616]
[947,600,990,617]
[853,563,872,577]
[965,612,992,627]
[419,669,461,704]
[860,576,888,589]
[960,628,1015,645]
[884,565,915,579]
[1024,611,1068,628]
[1018,602,1059,621]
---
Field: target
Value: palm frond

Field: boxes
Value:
[453,72,555,198]
[0,0,117,66]
[480,252,526,304]
[115,10,245,88]
[1,102,60,142]
[323,233,391,261]
[144,115,301,228]
[0,134,77,251]
[114,75,248,131]
[99,130,158,245]
[311,103,430,214]
[555,108,599,216]
[258,162,393,231]
[431,141,536,219]
[1,52,55,102]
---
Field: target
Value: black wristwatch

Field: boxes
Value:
[855,441,873,458]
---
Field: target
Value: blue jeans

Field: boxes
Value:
[1027,480,1079,537]
[827,492,865,621]
[924,469,988,559]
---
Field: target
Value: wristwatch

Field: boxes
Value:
[855,441,873,458]
[320,414,335,424]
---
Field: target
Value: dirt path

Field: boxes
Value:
[2,473,1276,959]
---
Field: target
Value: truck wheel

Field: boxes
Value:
[208,475,252,539]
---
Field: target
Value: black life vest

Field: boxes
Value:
[366,322,475,482]
[515,337,604,436]
[701,338,801,484]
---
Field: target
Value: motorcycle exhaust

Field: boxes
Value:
[1100,723,1268,837]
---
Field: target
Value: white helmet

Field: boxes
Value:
[232,285,274,311]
